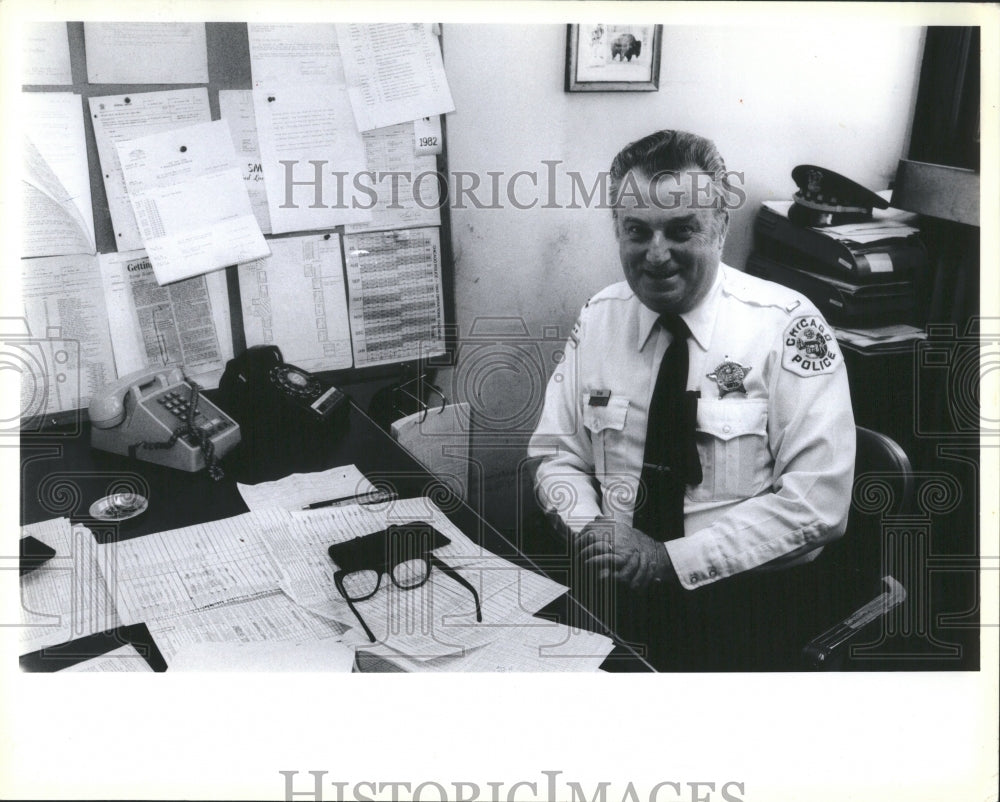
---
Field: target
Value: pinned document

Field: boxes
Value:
[344,227,446,367]
[20,255,117,416]
[252,83,371,233]
[22,92,96,257]
[22,22,72,85]
[218,90,272,234]
[237,233,354,372]
[90,88,212,251]
[116,119,269,284]
[336,23,455,131]
[98,249,233,389]
[84,22,208,84]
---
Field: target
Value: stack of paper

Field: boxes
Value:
[835,323,927,353]
[19,519,120,655]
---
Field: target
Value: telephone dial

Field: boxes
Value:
[217,346,349,480]
[89,367,241,475]
[219,345,348,424]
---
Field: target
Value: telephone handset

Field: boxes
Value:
[219,345,348,423]
[89,367,241,475]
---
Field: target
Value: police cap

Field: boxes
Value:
[789,164,889,227]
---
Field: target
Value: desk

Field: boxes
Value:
[19,393,653,673]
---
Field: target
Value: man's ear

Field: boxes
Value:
[714,209,730,244]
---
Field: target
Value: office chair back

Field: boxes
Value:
[852,426,915,516]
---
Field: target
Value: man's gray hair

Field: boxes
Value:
[609,129,734,230]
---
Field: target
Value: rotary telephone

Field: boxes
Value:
[219,345,348,425]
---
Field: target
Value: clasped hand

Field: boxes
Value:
[575,517,677,590]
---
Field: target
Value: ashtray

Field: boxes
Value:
[89,493,149,522]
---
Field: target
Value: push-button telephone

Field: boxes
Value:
[89,367,241,475]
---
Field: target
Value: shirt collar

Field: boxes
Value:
[636,265,723,351]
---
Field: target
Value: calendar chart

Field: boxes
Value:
[344,227,446,367]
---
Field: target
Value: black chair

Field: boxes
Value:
[517,427,915,671]
[800,426,914,669]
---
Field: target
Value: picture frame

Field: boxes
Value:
[565,24,662,92]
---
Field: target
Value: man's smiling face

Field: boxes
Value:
[615,168,726,315]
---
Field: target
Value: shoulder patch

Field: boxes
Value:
[782,315,841,376]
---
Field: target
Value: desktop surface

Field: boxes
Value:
[19,393,654,673]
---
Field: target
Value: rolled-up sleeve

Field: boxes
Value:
[666,321,856,590]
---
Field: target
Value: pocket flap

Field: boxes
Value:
[583,395,630,433]
[696,399,767,441]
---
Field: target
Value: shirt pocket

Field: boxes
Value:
[688,399,771,502]
[582,395,630,482]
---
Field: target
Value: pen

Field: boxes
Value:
[302,489,397,510]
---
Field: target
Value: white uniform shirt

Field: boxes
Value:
[528,264,856,590]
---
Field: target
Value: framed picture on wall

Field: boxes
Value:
[565,24,662,92]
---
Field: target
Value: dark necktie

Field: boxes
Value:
[633,314,702,541]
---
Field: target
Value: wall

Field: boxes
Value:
[437,22,925,529]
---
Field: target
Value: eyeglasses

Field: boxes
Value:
[327,521,482,643]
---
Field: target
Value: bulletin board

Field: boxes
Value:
[19,21,456,429]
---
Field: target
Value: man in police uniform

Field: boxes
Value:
[527,130,856,670]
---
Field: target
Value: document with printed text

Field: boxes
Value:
[145,591,350,667]
[98,249,232,388]
[218,90,272,234]
[20,254,117,416]
[116,119,269,284]
[336,23,455,131]
[22,92,96,257]
[248,23,345,85]
[96,509,293,626]
[22,22,72,85]
[84,22,208,84]
[253,83,371,233]
[238,233,353,371]
[345,121,441,234]
[344,227,446,367]
[19,520,120,655]
[90,88,212,251]
[237,465,376,512]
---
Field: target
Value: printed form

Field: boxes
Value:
[90,88,212,251]
[252,83,371,233]
[336,23,455,131]
[272,498,567,660]
[167,635,355,673]
[98,249,232,389]
[116,119,269,284]
[20,254,117,416]
[22,92,96,257]
[19,519,121,655]
[237,465,376,512]
[83,22,208,84]
[237,233,353,371]
[247,23,346,85]
[345,121,441,234]
[21,22,72,85]
[95,508,295,626]
[344,227,446,367]
[375,622,615,673]
[145,591,351,668]
[218,90,272,234]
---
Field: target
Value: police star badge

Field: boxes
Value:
[707,359,751,398]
